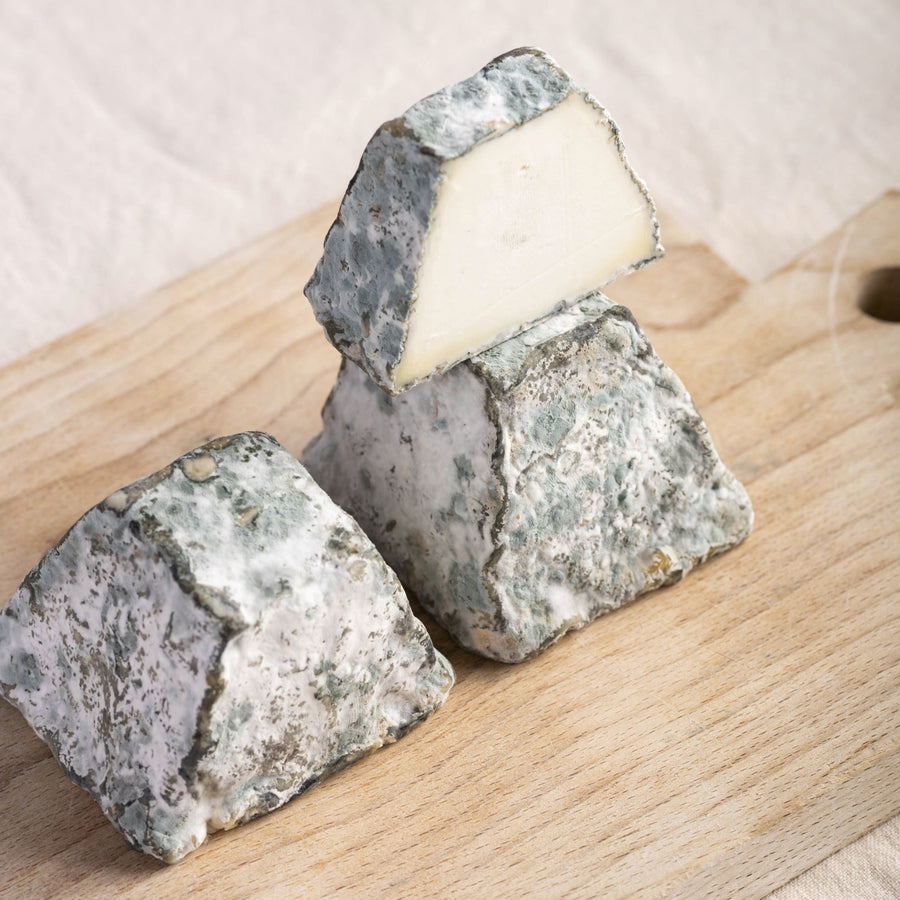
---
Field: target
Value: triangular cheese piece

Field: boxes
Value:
[306,48,663,394]
[0,432,453,861]
[304,295,752,663]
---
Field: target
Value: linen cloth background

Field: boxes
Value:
[1,1,898,895]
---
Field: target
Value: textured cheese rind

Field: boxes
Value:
[304,47,663,394]
[303,296,753,663]
[0,432,453,863]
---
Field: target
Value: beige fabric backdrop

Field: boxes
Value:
[1,0,898,894]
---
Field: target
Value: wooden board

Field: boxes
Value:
[0,193,898,899]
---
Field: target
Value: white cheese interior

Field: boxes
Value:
[395,92,658,388]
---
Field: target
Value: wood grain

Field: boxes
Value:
[0,194,898,899]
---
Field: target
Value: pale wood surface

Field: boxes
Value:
[0,195,897,899]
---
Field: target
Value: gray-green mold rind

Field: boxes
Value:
[304,47,663,395]
[0,432,454,863]
[303,296,753,663]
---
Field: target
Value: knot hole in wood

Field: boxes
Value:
[857,267,900,322]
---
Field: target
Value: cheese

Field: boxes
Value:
[0,432,454,862]
[303,296,753,663]
[305,47,663,395]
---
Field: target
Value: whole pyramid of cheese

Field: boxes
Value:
[305,47,663,394]
[0,432,454,862]
[304,296,752,663]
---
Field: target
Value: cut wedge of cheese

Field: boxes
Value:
[0,432,453,862]
[304,296,752,663]
[305,47,663,394]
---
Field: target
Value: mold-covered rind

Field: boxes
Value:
[304,47,663,394]
[0,432,453,862]
[303,297,752,663]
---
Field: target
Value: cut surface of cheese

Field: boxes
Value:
[396,93,659,386]
[0,432,453,862]
[303,298,752,663]
[305,47,663,394]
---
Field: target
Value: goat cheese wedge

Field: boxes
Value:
[0,432,454,863]
[303,296,752,663]
[305,47,663,394]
